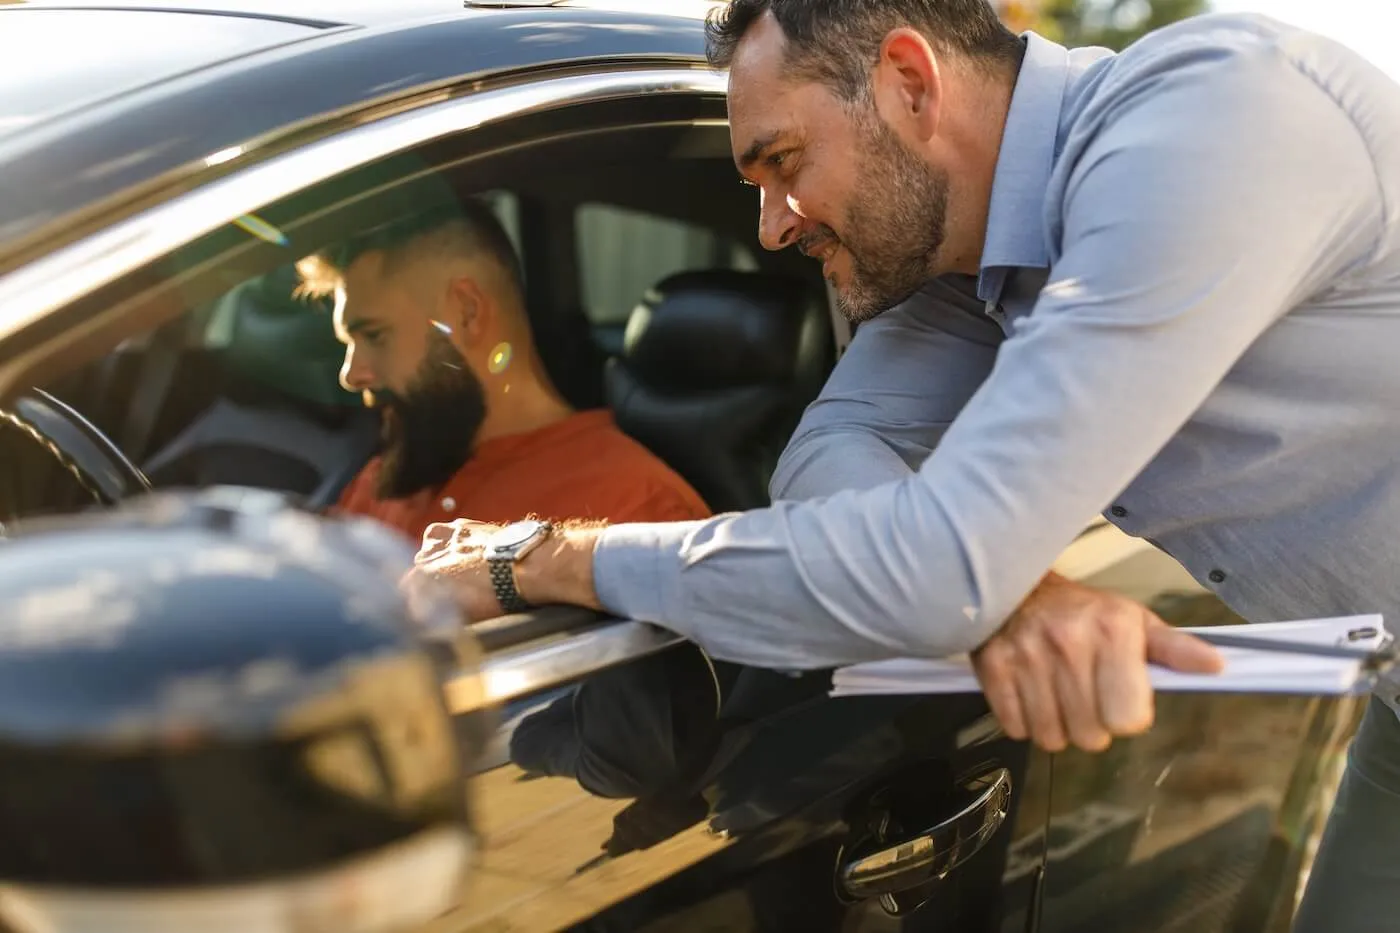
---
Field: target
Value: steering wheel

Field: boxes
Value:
[0,389,151,526]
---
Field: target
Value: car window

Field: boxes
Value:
[5,88,794,523]
[576,203,757,327]
[199,190,521,352]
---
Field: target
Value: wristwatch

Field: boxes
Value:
[483,519,554,615]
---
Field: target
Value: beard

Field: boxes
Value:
[808,111,951,324]
[372,332,487,500]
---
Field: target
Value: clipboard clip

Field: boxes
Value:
[1190,627,1399,687]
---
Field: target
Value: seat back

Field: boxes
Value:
[142,267,378,506]
[605,270,831,512]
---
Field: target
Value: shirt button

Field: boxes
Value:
[1110,506,1128,518]
[441,497,456,512]
[1208,569,1227,584]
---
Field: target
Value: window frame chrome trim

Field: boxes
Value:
[444,621,684,714]
[0,66,727,346]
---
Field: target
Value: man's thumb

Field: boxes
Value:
[1146,623,1226,674]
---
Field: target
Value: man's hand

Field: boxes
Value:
[406,519,605,621]
[971,572,1225,752]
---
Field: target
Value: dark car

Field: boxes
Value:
[0,2,1360,931]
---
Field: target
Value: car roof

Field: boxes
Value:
[0,1,721,141]
[1,0,723,29]
[0,0,721,269]
[0,9,331,145]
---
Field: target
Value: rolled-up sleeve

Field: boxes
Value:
[592,42,1382,670]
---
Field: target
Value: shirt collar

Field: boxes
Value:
[976,31,1072,304]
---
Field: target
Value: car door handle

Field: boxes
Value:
[837,766,1012,903]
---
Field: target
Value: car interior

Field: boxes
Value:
[6,107,837,525]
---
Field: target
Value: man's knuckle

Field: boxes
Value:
[979,639,1014,670]
[1045,620,1092,658]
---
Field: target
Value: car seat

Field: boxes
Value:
[604,270,832,513]
[142,266,379,507]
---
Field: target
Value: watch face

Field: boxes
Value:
[488,520,548,553]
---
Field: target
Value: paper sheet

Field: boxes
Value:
[830,614,1389,699]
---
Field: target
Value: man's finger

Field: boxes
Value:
[1145,622,1226,674]
[1093,611,1154,735]
[415,534,452,564]
[1052,661,1111,751]
[1044,615,1110,751]
[1014,643,1068,752]
[973,641,1030,742]
[422,522,456,545]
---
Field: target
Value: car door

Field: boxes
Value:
[1032,544,1361,933]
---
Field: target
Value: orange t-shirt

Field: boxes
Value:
[336,409,710,544]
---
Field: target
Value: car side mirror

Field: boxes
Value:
[0,489,482,933]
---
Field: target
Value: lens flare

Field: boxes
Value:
[232,213,288,247]
[488,342,513,375]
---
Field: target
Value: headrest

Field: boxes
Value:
[222,265,357,409]
[619,270,823,395]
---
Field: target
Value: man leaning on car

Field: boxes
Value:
[409,1,1400,928]
[294,200,711,542]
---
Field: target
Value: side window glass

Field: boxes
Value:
[575,203,757,328]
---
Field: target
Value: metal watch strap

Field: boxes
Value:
[489,557,531,614]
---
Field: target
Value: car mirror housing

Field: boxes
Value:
[0,487,484,933]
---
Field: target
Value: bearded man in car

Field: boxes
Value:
[295,200,710,543]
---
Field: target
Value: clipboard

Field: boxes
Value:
[1192,625,1398,680]
[830,614,1393,699]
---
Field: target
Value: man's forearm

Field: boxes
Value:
[516,524,605,610]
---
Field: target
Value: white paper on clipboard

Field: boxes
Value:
[830,614,1388,699]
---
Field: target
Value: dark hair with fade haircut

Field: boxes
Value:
[296,197,524,300]
[705,0,1023,101]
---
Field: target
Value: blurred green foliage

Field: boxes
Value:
[1005,0,1209,50]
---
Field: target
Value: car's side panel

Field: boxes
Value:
[1036,547,1358,933]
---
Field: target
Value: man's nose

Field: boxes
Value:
[758,188,802,252]
[340,349,374,394]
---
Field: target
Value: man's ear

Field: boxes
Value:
[872,27,943,142]
[444,274,490,343]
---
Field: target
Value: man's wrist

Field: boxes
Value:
[514,522,605,610]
